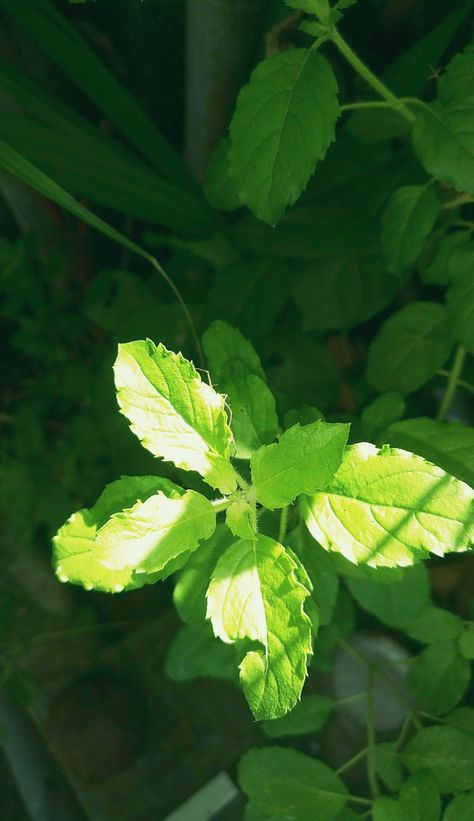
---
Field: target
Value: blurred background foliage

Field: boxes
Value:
[0,1,473,818]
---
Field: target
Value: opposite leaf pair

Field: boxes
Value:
[53,321,474,719]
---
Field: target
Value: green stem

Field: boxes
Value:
[341,100,397,112]
[436,345,466,421]
[150,258,202,365]
[336,746,368,775]
[437,370,474,396]
[396,712,412,752]
[330,29,415,123]
[211,497,231,513]
[347,795,373,807]
[440,193,474,211]
[278,506,289,543]
[366,674,380,797]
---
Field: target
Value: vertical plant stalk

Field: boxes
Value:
[366,673,380,797]
[329,28,415,123]
[437,345,466,422]
[278,506,289,543]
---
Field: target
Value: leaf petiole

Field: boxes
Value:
[329,29,415,123]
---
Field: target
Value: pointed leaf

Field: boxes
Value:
[446,251,474,352]
[53,476,216,592]
[238,747,348,821]
[302,443,474,568]
[173,524,233,624]
[402,726,474,792]
[203,320,266,381]
[217,360,279,459]
[203,138,241,212]
[381,184,439,274]
[114,339,237,493]
[165,623,237,683]
[229,49,340,225]
[421,230,471,286]
[206,535,312,719]
[439,42,474,106]
[367,302,453,395]
[262,694,334,738]
[345,564,430,629]
[407,640,470,714]
[443,791,474,821]
[405,606,463,644]
[385,417,474,487]
[412,100,474,196]
[398,769,440,821]
[288,525,339,626]
[251,420,350,510]
[373,796,405,821]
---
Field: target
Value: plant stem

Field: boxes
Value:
[336,746,368,775]
[437,370,474,396]
[440,193,474,211]
[278,506,289,543]
[150,258,203,365]
[436,345,466,421]
[366,673,380,797]
[341,100,397,112]
[211,497,231,513]
[347,795,373,807]
[396,712,411,752]
[330,29,415,123]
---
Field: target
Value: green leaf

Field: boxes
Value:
[114,340,237,494]
[173,524,232,625]
[439,42,474,106]
[217,360,279,459]
[373,796,406,821]
[251,420,350,510]
[53,476,216,592]
[445,706,474,736]
[206,535,312,719]
[405,606,463,644]
[0,139,174,264]
[284,406,324,429]
[381,185,439,274]
[229,49,340,225]
[443,791,474,821]
[0,0,194,191]
[209,258,289,344]
[345,564,430,629]
[203,138,241,212]
[226,500,255,540]
[238,747,348,821]
[420,230,471,286]
[165,623,238,684]
[459,625,474,660]
[374,744,404,791]
[385,417,474,487]
[402,725,474,793]
[382,7,470,96]
[203,321,278,458]
[398,769,440,821]
[412,100,474,196]
[366,302,453,395]
[262,694,334,738]
[362,392,406,442]
[313,588,355,671]
[203,320,266,382]
[292,252,400,332]
[288,525,339,626]
[446,252,474,352]
[301,442,474,568]
[407,640,471,715]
